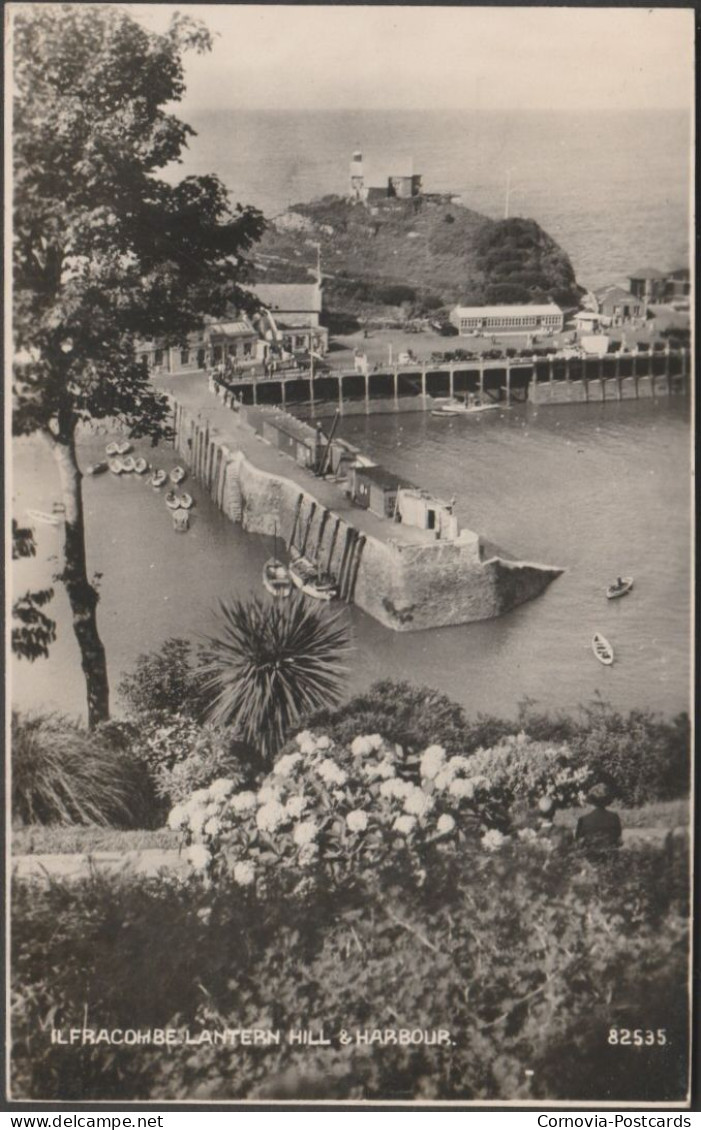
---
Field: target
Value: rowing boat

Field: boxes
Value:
[606,576,634,600]
[592,633,614,666]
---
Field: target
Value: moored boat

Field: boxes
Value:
[165,491,181,510]
[116,441,133,456]
[289,552,337,601]
[179,493,194,510]
[170,466,186,484]
[431,397,502,417]
[150,469,167,488]
[86,461,109,475]
[606,576,634,600]
[133,457,149,474]
[121,455,136,473]
[108,457,124,474]
[173,510,190,532]
[105,441,120,457]
[263,558,293,598]
[592,632,614,666]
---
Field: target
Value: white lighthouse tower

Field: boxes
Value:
[349,151,366,202]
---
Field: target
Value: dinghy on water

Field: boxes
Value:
[133,457,148,474]
[108,458,124,474]
[263,524,292,598]
[121,456,136,473]
[172,510,190,533]
[105,442,120,457]
[592,633,614,666]
[606,576,634,600]
[150,469,167,488]
[289,549,338,602]
[170,466,186,485]
[116,441,133,456]
[179,493,194,510]
[165,491,181,511]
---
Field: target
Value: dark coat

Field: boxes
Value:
[575,807,622,850]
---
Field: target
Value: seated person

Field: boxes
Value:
[575,783,622,852]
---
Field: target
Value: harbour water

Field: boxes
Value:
[12,397,691,724]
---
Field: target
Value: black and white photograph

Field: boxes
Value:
[7,2,694,1107]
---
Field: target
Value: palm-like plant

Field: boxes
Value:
[199,596,351,763]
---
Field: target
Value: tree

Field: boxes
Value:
[199,596,351,764]
[12,5,265,726]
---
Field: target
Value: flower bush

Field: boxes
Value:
[464,732,597,809]
[131,713,246,809]
[170,730,521,887]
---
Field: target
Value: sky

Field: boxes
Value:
[131,4,695,113]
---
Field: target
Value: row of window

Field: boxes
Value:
[459,315,562,330]
[146,333,320,369]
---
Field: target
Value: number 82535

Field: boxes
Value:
[608,1028,666,1046]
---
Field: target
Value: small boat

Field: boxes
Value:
[86,461,109,475]
[116,441,133,456]
[431,398,502,417]
[26,508,63,527]
[108,457,124,474]
[165,491,181,510]
[133,457,149,475]
[179,493,194,510]
[105,442,120,457]
[150,469,167,488]
[289,551,337,602]
[170,466,186,485]
[592,633,614,666]
[606,576,634,600]
[263,525,292,598]
[173,510,190,533]
[120,455,136,473]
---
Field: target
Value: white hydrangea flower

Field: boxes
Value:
[316,758,347,787]
[482,829,508,851]
[393,814,417,835]
[293,819,318,846]
[314,735,332,751]
[297,736,317,756]
[189,788,211,806]
[230,791,258,814]
[285,795,307,819]
[295,730,314,748]
[380,777,414,801]
[274,752,303,777]
[403,788,433,817]
[257,783,282,806]
[187,808,208,836]
[448,755,472,773]
[367,734,384,751]
[420,745,446,780]
[186,844,210,870]
[203,817,221,838]
[255,801,288,833]
[436,813,456,835]
[346,809,368,833]
[351,735,374,757]
[233,860,256,887]
[375,758,396,779]
[208,778,236,801]
[448,778,475,801]
[518,828,538,843]
[167,804,188,831]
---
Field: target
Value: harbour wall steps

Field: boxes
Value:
[170,397,563,632]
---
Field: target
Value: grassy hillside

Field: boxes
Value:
[254,195,581,323]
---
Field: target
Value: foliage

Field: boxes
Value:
[12,4,265,724]
[11,712,154,828]
[199,596,351,764]
[117,637,208,720]
[11,519,58,661]
[464,732,596,809]
[11,841,689,1102]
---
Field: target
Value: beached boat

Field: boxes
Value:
[179,493,194,510]
[86,461,108,475]
[133,457,149,475]
[170,466,186,485]
[150,469,167,488]
[431,398,502,418]
[116,441,133,456]
[105,441,121,456]
[121,455,136,473]
[592,633,614,666]
[165,491,181,510]
[26,508,63,527]
[173,510,190,533]
[108,457,124,474]
[606,576,634,600]
[289,552,338,601]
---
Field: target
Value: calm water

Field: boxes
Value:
[12,399,691,724]
[176,108,691,288]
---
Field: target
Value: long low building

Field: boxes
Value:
[450,303,564,336]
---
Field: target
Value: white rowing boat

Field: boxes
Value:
[592,632,614,666]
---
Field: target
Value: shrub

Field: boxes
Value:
[11,841,689,1102]
[118,637,208,720]
[465,732,596,809]
[11,711,154,828]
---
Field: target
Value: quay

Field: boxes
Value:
[204,347,690,417]
[158,372,563,632]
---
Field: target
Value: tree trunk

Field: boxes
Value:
[44,429,110,727]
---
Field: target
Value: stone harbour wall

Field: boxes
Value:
[172,400,563,631]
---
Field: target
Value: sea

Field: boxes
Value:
[11,109,693,724]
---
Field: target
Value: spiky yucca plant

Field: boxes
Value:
[199,596,351,764]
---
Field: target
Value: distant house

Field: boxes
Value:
[397,488,459,538]
[593,285,646,325]
[137,329,208,376]
[450,303,563,336]
[249,282,329,356]
[260,413,322,470]
[626,267,666,302]
[349,465,417,519]
[208,318,261,372]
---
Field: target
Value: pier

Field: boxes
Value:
[160,372,563,632]
[206,347,689,417]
